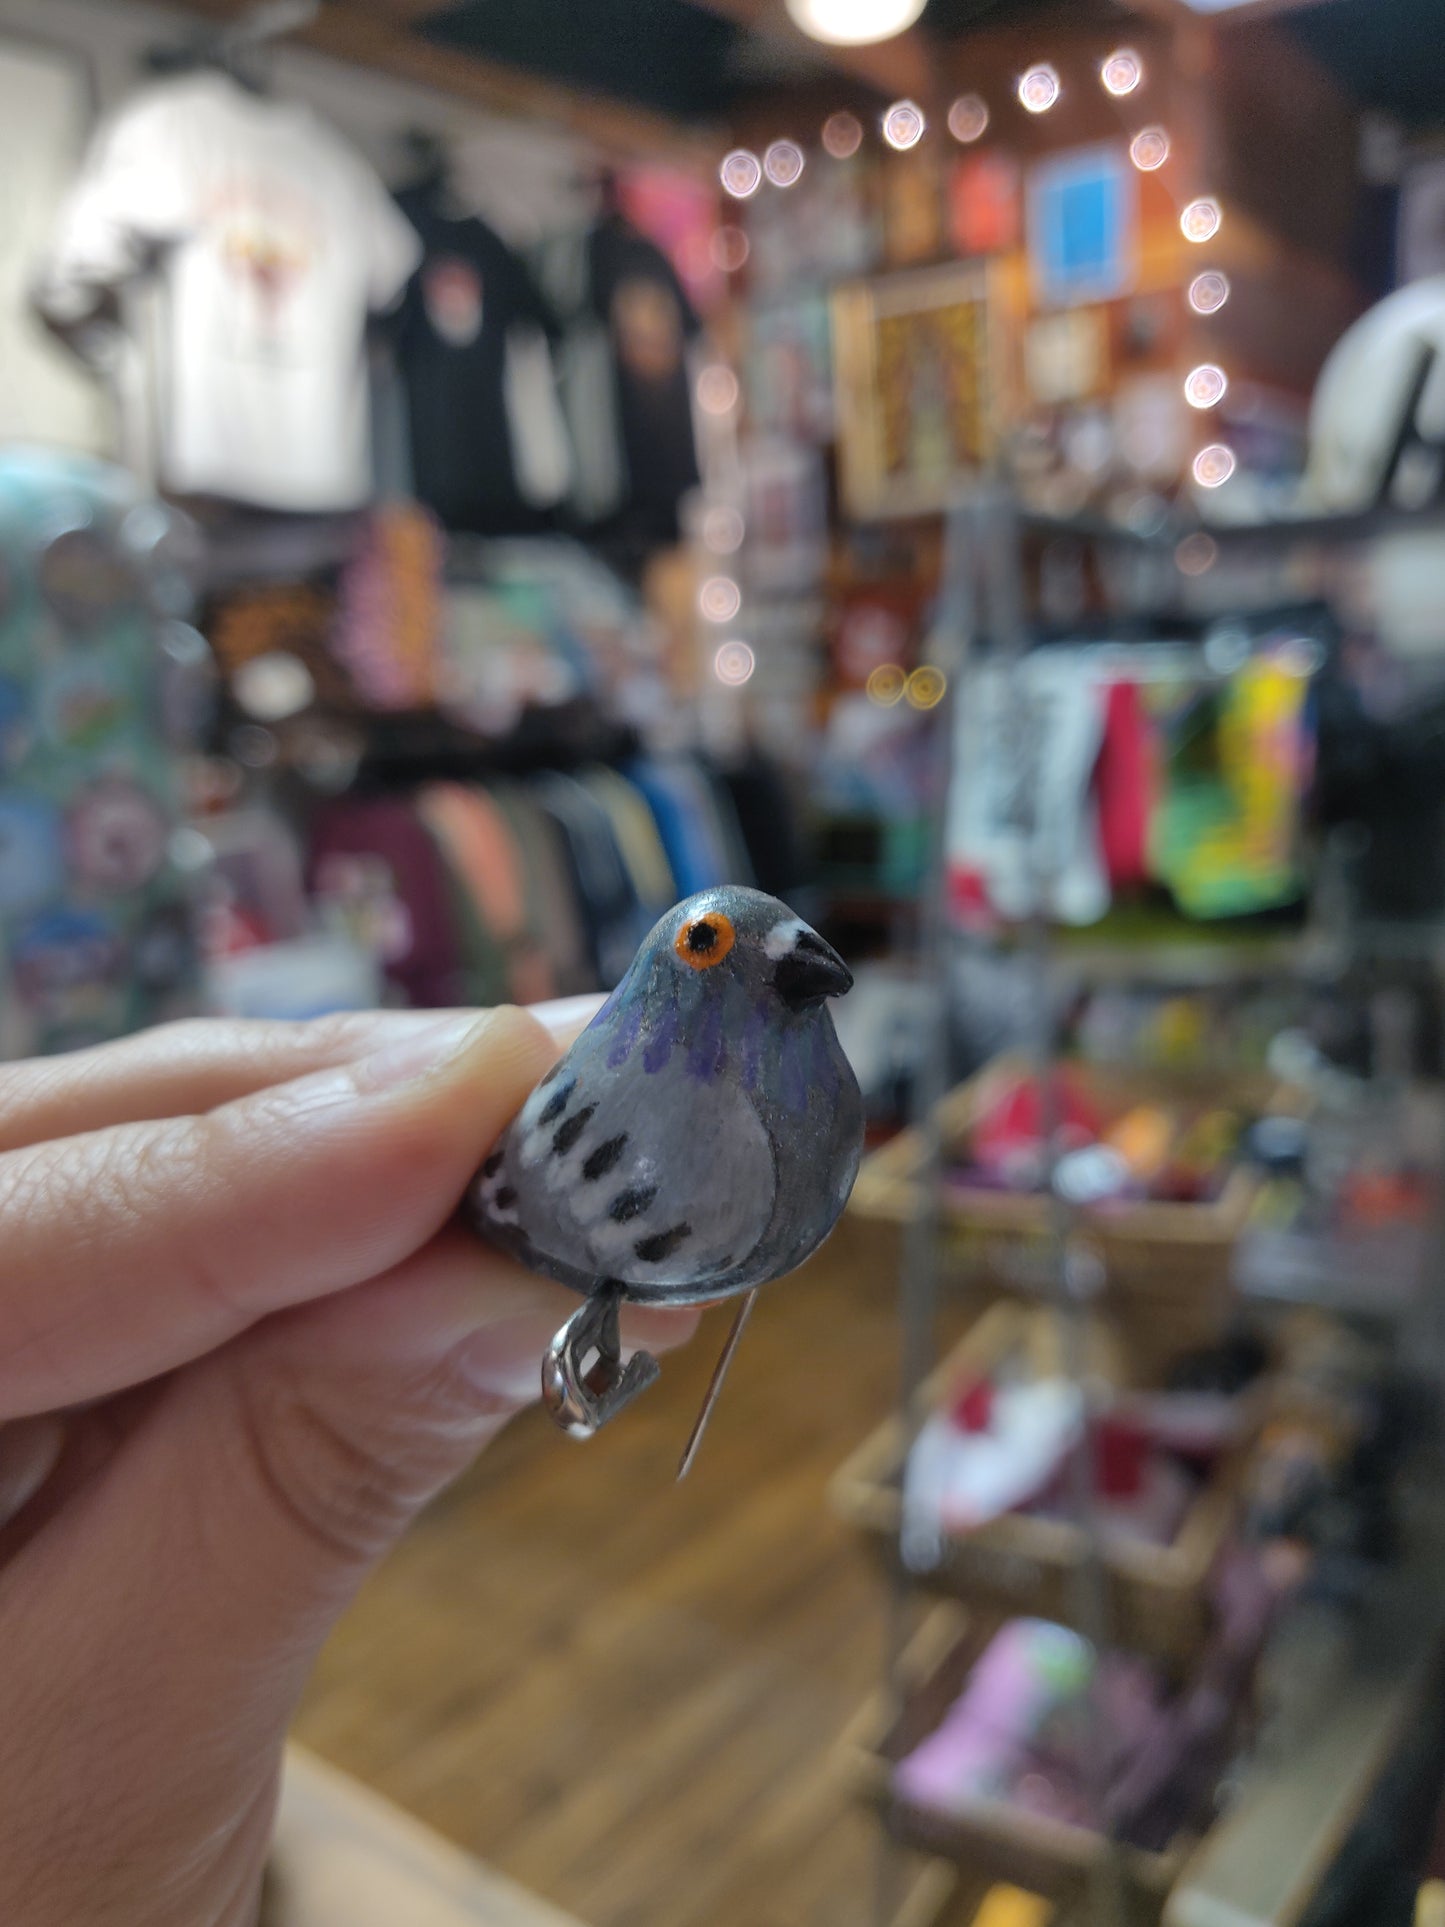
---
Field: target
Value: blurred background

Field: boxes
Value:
[5,0,1445,1922]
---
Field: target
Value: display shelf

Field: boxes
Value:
[1164,1492,1445,1927]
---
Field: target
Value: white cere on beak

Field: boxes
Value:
[764,918,807,960]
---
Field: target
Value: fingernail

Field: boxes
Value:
[351,1013,491,1094]
[450,1312,564,1408]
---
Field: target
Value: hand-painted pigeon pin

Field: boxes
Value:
[470,886,863,1470]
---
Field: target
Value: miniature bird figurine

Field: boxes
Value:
[469,885,863,1469]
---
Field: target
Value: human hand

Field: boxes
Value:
[0,1007,695,1927]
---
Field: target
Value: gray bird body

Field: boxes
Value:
[470,886,863,1307]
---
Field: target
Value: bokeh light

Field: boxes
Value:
[700,575,742,622]
[720,149,762,199]
[866,663,907,706]
[702,505,745,554]
[1192,443,1237,489]
[1188,270,1230,314]
[1181,197,1222,243]
[905,666,947,710]
[947,94,989,143]
[822,110,863,158]
[1184,364,1228,410]
[713,640,756,686]
[882,99,926,149]
[696,365,740,415]
[1175,532,1218,576]
[1128,127,1170,171]
[1018,64,1060,114]
[1100,48,1142,96]
[764,139,805,187]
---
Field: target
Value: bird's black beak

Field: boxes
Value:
[773,929,853,1009]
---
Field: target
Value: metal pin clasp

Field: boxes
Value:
[541,1284,661,1439]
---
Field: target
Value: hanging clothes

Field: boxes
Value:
[418,781,556,1004]
[33,71,420,511]
[308,796,463,1008]
[392,180,571,534]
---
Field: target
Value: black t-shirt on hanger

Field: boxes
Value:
[393,181,561,534]
[587,213,701,546]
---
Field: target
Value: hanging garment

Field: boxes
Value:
[575,765,676,918]
[34,72,420,511]
[531,771,650,989]
[392,182,571,534]
[418,782,555,1004]
[0,448,199,1056]
[538,214,702,546]
[308,796,463,1008]
[492,783,595,996]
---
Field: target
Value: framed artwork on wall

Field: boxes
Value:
[832,261,997,519]
[1027,143,1138,310]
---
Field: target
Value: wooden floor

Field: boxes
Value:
[296,1223,961,1927]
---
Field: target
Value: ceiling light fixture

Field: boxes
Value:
[785,0,925,47]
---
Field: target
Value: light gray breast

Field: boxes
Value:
[474,1041,777,1297]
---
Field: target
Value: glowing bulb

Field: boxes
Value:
[784,0,926,46]
[720,150,762,199]
[822,110,863,159]
[947,94,989,143]
[905,666,947,710]
[1128,126,1169,171]
[1175,532,1218,576]
[764,139,805,187]
[1181,197,1221,243]
[1018,64,1060,113]
[1188,270,1230,314]
[882,100,925,150]
[1192,443,1236,489]
[702,505,745,553]
[1101,48,1142,95]
[1184,364,1228,410]
[713,639,756,686]
[700,576,742,622]
[866,663,906,706]
[697,365,740,414]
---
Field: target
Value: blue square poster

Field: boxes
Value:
[1028,143,1137,307]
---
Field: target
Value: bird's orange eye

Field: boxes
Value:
[674,911,736,970]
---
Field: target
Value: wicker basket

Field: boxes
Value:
[837,1605,1193,1927]
[830,1303,1261,1663]
[849,1056,1300,1378]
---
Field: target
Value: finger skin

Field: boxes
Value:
[0,997,605,1154]
[0,1007,560,1421]
[0,1234,696,1927]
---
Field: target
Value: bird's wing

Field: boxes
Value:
[474,1044,777,1296]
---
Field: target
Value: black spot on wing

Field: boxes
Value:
[538,1079,575,1126]
[582,1134,628,1181]
[481,1150,503,1178]
[552,1105,595,1156]
[494,1185,516,1209]
[635,1222,692,1263]
[609,1184,657,1224]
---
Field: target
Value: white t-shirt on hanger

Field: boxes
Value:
[33,72,420,512]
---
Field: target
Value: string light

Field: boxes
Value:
[764,139,805,187]
[1128,127,1169,171]
[905,666,947,710]
[1181,197,1222,242]
[700,576,742,622]
[1192,444,1236,488]
[1100,48,1142,96]
[947,94,989,143]
[696,366,739,414]
[1175,532,1218,576]
[1018,64,1060,113]
[1188,270,1230,314]
[720,150,762,199]
[822,110,863,158]
[713,640,756,686]
[866,664,906,705]
[1184,364,1228,410]
[702,505,745,554]
[882,100,925,149]
[710,225,749,273]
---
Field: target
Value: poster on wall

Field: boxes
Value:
[1027,143,1137,309]
[832,262,995,518]
[949,151,1021,257]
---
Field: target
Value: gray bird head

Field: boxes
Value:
[650,886,852,1015]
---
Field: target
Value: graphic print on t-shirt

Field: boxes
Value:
[210,181,320,361]
[422,256,484,347]
[611,277,684,383]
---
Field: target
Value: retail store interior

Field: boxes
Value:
[7,0,1445,1922]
